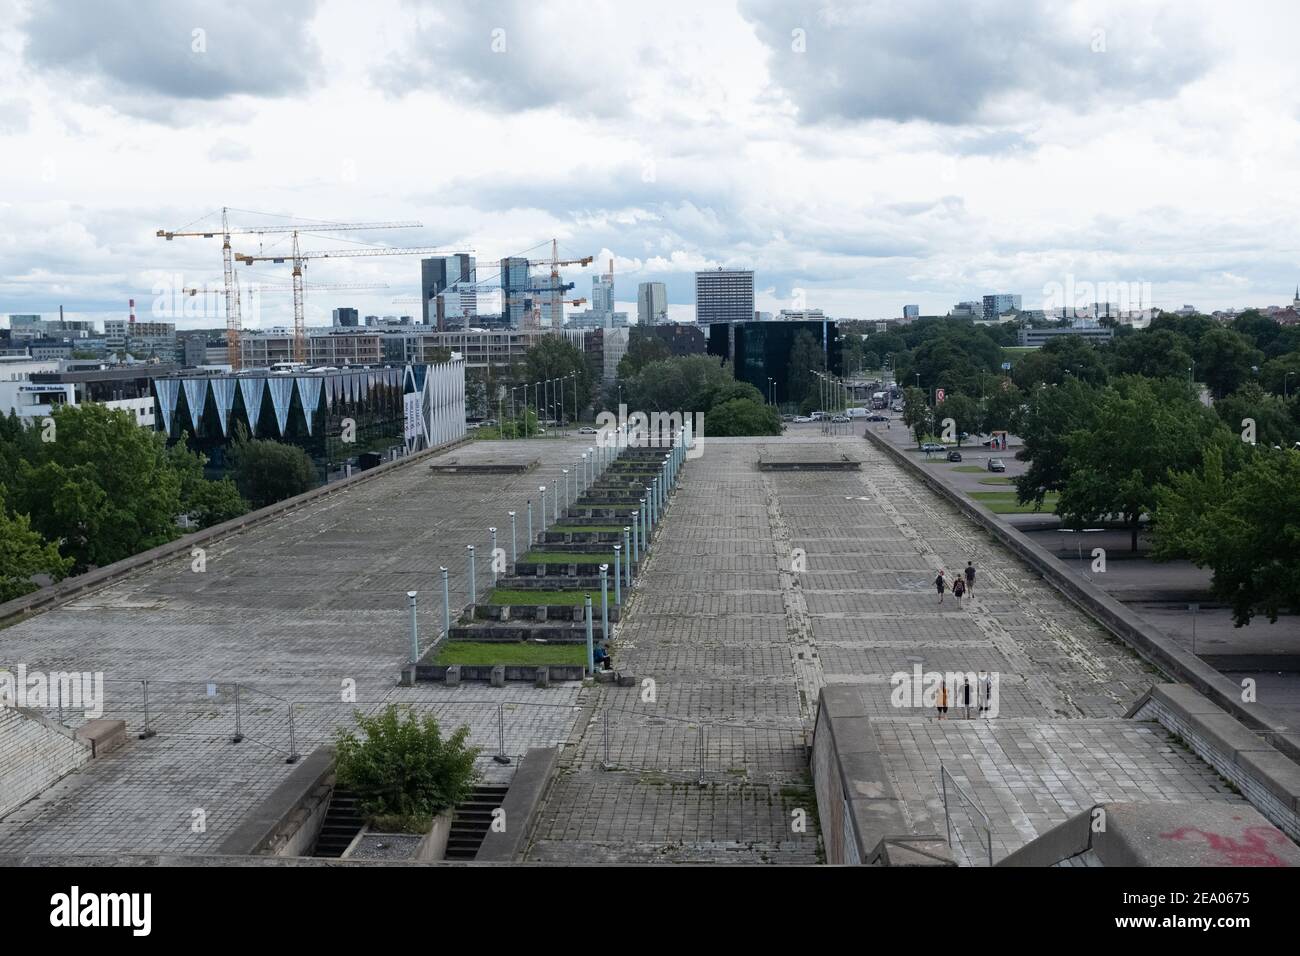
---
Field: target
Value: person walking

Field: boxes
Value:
[961,676,972,719]
[981,671,994,717]
[965,562,976,594]
[935,570,947,604]
[937,680,949,720]
[952,575,966,603]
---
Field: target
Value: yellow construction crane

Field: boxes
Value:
[235,236,470,362]
[157,208,419,368]
[525,240,593,329]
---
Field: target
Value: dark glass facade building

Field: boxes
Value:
[707,320,842,405]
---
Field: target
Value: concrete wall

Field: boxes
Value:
[862,429,1300,762]
[811,686,951,865]
[1129,684,1300,843]
[0,707,91,818]
[217,746,336,857]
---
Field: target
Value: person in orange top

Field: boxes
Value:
[937,680,949,720]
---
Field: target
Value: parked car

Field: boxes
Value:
[810,411,826,421]
[946,450,963,462]
[921,442,946,453]
[781,414,795,422]
[578,425,598,434]
[794,416,813,423]
[465,422,481,430]
[987,458,1006,472]
[866,414,889,422]
[831,415,850,423]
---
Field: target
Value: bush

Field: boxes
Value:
[334,705,481,832]
[227,436,317,509]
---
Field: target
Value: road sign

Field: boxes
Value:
[1001,361,1012,371]
[935,388,946,404]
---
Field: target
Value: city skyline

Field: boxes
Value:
[6,0,1300,327]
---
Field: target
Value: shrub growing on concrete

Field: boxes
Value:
[334,704,481,832]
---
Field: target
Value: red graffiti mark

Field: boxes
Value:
[1158,825,1294,867]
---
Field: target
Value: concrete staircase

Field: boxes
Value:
[310,788,363,858]
[444,784,509,860]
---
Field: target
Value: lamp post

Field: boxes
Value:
[489,527,498,585]
[508,511,517,565]
[539,485,547,533]
[407,591,419,664]
[467,545,476,604]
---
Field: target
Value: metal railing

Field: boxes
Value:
[940,761,994,866]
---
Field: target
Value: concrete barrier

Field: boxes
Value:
[811,685,953,865]
[862,429,1298,758]
[1128,684,1300,842]
[217,745,336,857]
[0,435,471,629]
[998,801,1300,867]
[475,747,559,862]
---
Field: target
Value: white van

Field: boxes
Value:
[846,407,867,419]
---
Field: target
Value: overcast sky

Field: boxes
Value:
[3,0,1300,330]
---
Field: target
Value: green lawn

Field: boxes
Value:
[521,551,619,565]
[549,525,626,533]
[951,465,985,473]
[434,642,587,666]
[978,476,1014,485]
[487,588,587,606]
[968,491,1058,514]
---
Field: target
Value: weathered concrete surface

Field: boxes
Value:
[999,801,1300,867]
[0,438,595,856]
[525,435,1252,865]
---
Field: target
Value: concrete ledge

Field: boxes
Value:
[1130,684,1300,838]
[0,435,470,629]
[218,745,336,856]
[863,429,1297,755]
[811,685,953,865]
[74,719,126,758]
[475,747,559,862]
[428,459,538,475]
[999,802,1300,867]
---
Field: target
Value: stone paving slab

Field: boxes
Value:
[0,437,600,855]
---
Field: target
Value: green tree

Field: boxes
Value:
[1213,383,1298,449]
[980,380,1023,435]
[1259,353,1300,397]
[1012,377,1102,509]
[1107,329,1195,380]
[706,398,781,436]
[623,355,733,414]
[617,328,671,379]
[934,392,979,445]
[900,386,933,447]
[1197,327,1263,399]
[166,444,249,528]
[0,489,72,602]
[12,404,185,572]
[334,704,481,832]
[1154,445,1300,625]
[1057,377,1219,551]
[227,437,318,509]
[522,335,597,420]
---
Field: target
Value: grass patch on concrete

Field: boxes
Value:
[950,465,985,473]
[487,588,587,606]
[434,642,586,665]
[978,476,1014,485]
[521,551,618,565]
[969,490,1058,514]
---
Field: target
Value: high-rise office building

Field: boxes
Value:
[637,282,667,325]
[421,254,476,328]
[903,304,919,318]
[591,273,614,315]
[333,307,359,327]
[500,257,531,327]
[982,293,1022,322]
[694,269,754,325]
